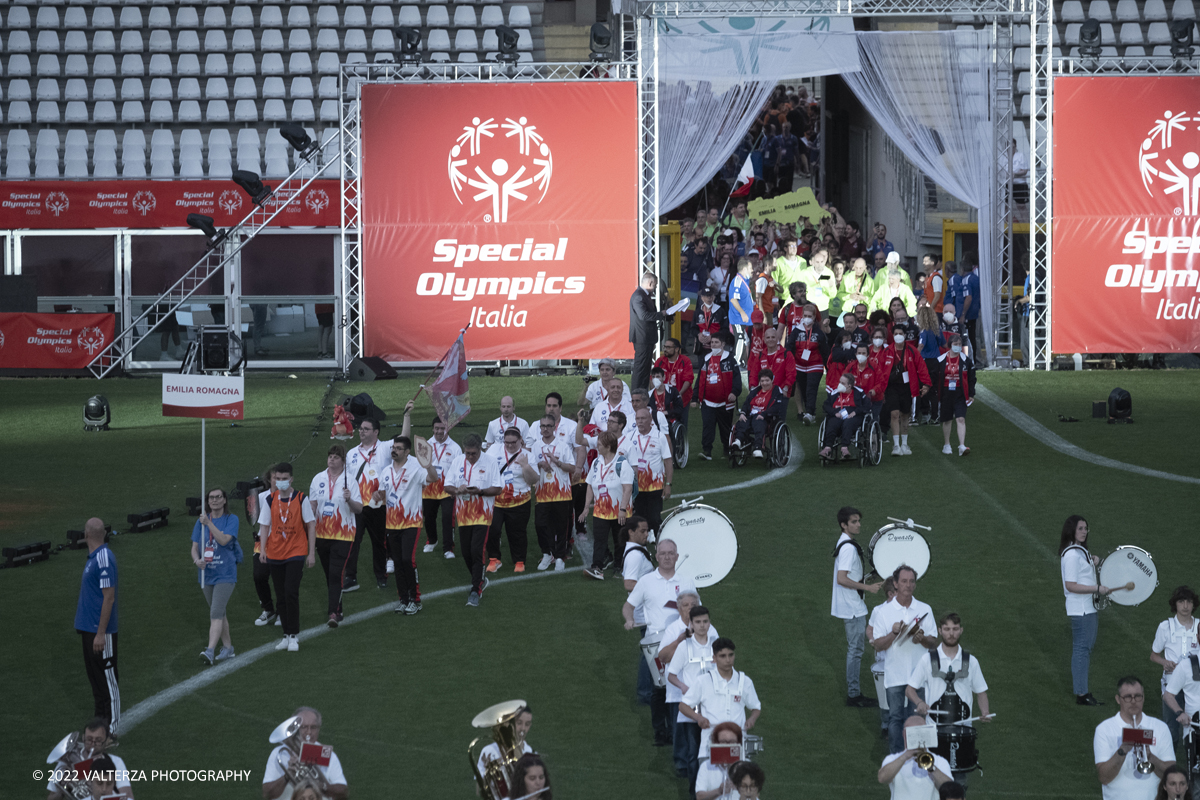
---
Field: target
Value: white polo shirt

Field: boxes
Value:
[627,569,698,635]
[586,377,631,409]
[586,452,635,521]
[446,453,504,527]
[590,396,636,431]
[623,540,655,625]
[379,455,430,529]
[309,468,362,541]
[668,633,717,720]
[1093,712,1173,800]
[628,425,672,494]
[582,429,634,460]
[531,437,577,504]
[422,436,463,501]
[681,669,761,757]
[483,414,534,449]
[906,645,988,722]
[1060,546,1097,617]
[868,602,890,666]
[346,438,394,510]
[693,760,737,800]
[263,745,347,797]
[484,442,535,508]
[659,618,720,705]
[831,533,869,620]
[1153,616,1200,688]
[880,751,952,800]
[875,596,936,688]
[1164,657,1200,717]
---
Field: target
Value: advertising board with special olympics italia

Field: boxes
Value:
[1054,77,1200,353]
[359,81,639,362]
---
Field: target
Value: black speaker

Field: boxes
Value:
[1107,387,1132,422]
[348,356,397,382]
[201,327,230,370]
[0,275,37,312]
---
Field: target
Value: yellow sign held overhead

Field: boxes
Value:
[747,187,829,227]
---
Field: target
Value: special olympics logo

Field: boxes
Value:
[447,116,553,223]
[305,189,330,213]
[77,327,105,355]
[132,190,157,215]
[0,330,5,349]
[218,190,243,215]
[46,192,69,217]
[1138,110,1200,216]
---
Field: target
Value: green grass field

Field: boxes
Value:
[3,369,1199,798]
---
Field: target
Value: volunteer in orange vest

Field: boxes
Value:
[257,462,317,653]
[922,254,945,313]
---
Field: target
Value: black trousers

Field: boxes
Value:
[632,335,655,392]
[422,496,455,552]
[349,505,388,585]
[386,527,421,604]
[590,516,623,571]
[571,483,588,534]
[823,414,863,447]
[776,163,795,193]
[252,552,276,613]
[535,500,572,561]
[459,524,489,595]
[268,559,305,635]
[79,630,120,733]
[965,317,982,363]
[700,404,733,455]
[315,538,351,616]
[919,357,940,418]
[795,371,822,415]
[487,501,531,564]
[633,490,664,538]
[734,415,769,448]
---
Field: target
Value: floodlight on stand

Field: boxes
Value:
[83,394,111,432]
[590,23,613,62]
[232,170,272,207]
[1078,19,1103,59]
[1170,20,1195,59]
[186,213,228,249]
[127,508,170,533]
[279,123,318,159]
[397,27,422,63]
[496,25,520,63]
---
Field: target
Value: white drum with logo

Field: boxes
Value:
[868,523,931,580]
[872,663,888,711]
[659,502,737,588]
[1098,546,1158,606]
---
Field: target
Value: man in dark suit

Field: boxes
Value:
[630,271,668,392]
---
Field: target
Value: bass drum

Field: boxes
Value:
[659,503,738,588]
[868,523,931,581]
[1098,546,1159,606]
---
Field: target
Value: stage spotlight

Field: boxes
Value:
[1,541,51,569]
[497,25,520,63]
[1078,19,1103,59]
[397,27,422,62]
[127,508,170,533]
[83,395,111,432]
[186,213,228,249]
[590,23,612,62]
[1170,20,1195,59]
[232,170,272,207]
[280,123,318,159]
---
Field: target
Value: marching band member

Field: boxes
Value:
[345,416,395,591]
[82,755,118,800]
[667,605,717,791]
[1060,514,1110,706]
[1156,766,1193,800]
[375,436,437,615]
[421,415,462,559]
[831,506,881,708]
[484,428,539,574]
[871,565,937,754]
[868,577,898,738]
[1164,654,1200,753]
[482,396,534,450]
[257,463,316,653]
[580,431,635,581]
[47,718,133,800]
[878,716,952,798]
[308,446,362,628]
[906,612,991,783]
[510,753,552,800]
[728,761,766,800]
[939,783,967,800]
[445,433,504,608]
[476,706,535,776]
[679,637,762,761]
[694,722,743,800]
[1096,676,1174,799]
[1152,586,1200,747]
[656,592,715,779]
[263,707,348,800]
[531,414,579,572]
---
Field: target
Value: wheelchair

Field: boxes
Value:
[727,416,792,468]
[816,409,883,468]
[1188,713,1200,780]
[668,417,689,469]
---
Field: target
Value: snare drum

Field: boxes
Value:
[1097,546,1159,606]
[872,663,888,711]
[639,632,667,688]
[868,523,931,580]
[743,734,763,759]
[934,724,979,773]
[659,503,738,588]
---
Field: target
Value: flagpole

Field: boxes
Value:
[720,129,768,222]
[411,322,472,405]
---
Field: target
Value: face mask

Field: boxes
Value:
[276,479,292,492]
[944,312,956,323]
[894,334,906,345]
[801,317,814,328]
[951,344,963,354]
[842,341,854,351]
[652,377,663,389]
[872,338,885,347]
[839,384,851,394]
[856,353,868,364]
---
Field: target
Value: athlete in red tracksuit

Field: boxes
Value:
[820,372,871,459]
[787,302,828,424]
[654,337,695,424]
[870,332,932,456]
[748,328,796,405]
[937,334,976,456]
[733,371,789,455]
[840,343,882,412]
[697,331,743,460]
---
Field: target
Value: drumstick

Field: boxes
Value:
[1113,581,1136,592]
[887,516,932,531]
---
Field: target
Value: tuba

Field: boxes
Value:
[46,730,117,800]
[468,700,528,800]
[269,715,331,796]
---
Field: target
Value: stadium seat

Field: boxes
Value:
[180,157,204,179]
[1065,23,1082,44]
[66,55,91,76]
[149,54,173,76]
[319,77,338,99]
[206,78,230,99]
[1060,0,1086,20]
[7,8,32,29]
[261,5,284,26]
[38,79,61,102]
[8,56,32,78]
[65,7,87,28]
[345,6,368,26]
[209,129,232,154]
[65,158,90,179]
[235,99,258,122]
[237,129,260,150]
[35,159,61,180]
[151,157,175,179]
[288,7,311,27]
[233,30,256,52]
[7,131,31,152]
[455,30,480,51]
[345,30,369,50]
[38,56,62,77]
[1087,0,1114,20]
[237,145,262,173]
[121,55,145,77]
[149,100,173,122]
[317,30,341,50]
[265,154,290,177]
[1147,22,1171,43]
[482,30,499,50]
[120,101,144,123]
[65,129,88,154]
[1016,72,1031,93]
[1173,0,1196,18]
[320,100,339,121]
[289,53,312,74]
[204,100,229,122]
[289,30,313,51]
[291,99,315,121]
[263,99,287,121]
[509,6,533,26]
[93,101,117,123]
[64,32,89,54]
[151,129,175,154]
[1118,22,1145,44]
[1115,0,1141,20]
[346,52,368,66]
[121,32,144,53]
[208,155,232,179]
[121,129,144,153]
[316,7,341,26]
[458,52,480,63]
[234,77,258,99]
[178,79,201,101]
[428,30,452,50]
[233,53,258,76]
[1144,0,1169,19]
[454,6,478,26]
[94,160,119,178]
[65,104,93,125]
[263,77,286,99]
[121,78,145,101]
[318,52,340,74]
[177,7,200,27]
[398,6,422,26]
[121,158,146,178]
[516,30,533,51]
[481,7,504,26]
[291,77,314,99]
[262,30,285,52]
[372,30,395,51]
[371,6,394,26]
[204,7,228,27]
[231,7,255,27]
[1019,95,1031,115]
[65,80,88,101]
[262,53,286,75]
[37,130,60,156]
[148,6,171,28]
[206,31,230,52]
[9,81,32,102]
[8,32,33,55]
[178,55,201,76]
[37,101,61,124]
[37,31,62,54]
[6,150,33,179]
[119,8,143,28]
[94,79,117,101]
[1124,44,1148,56]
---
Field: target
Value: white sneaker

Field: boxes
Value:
[275,637,289,651]
[537,554,554,571]
[959,445,970,456]
[443,550,456,559]
[942,444,953,455]
[752,449,764,459]
[386,559,395,574]
[901,445,913,456]
[731,439,743,449]
[803,413,815,425]
[891,446,903,457]
[274,617,282,627]
[422,543,436,553]
[554,558,565,572]
[255,611,277,627]
[287,635,299,652]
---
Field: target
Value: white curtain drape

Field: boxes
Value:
[841,30,996,359]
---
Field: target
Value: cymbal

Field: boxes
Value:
[269,715,302,744]
[472,700,526,729]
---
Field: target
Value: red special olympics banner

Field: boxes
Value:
[360,82,639,361]
[0,180,339,229]
[0,312,114,369]
[1054,77,1200,352]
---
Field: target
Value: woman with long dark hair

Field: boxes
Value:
[1059,514,1111,705]
[509,753,551,800]
[1157,765,1192,800]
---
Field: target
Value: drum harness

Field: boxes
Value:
[929,648,973,725]
[832,538,866,598]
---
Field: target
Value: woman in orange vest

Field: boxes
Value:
[256,462,316,652]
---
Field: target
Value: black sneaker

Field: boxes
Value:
[377,579,388,590]
[342,580,360,593]
[601,555,614,570]
[1076,693,1103,706]
[847,695,879,708]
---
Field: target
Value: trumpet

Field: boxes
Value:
[916,748,936,771]
[269,715,331,797]
[1134,743,1154,774]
